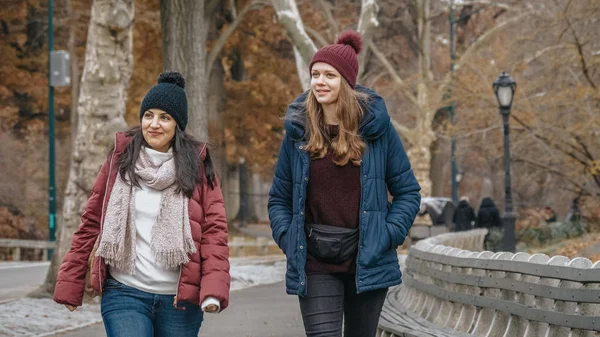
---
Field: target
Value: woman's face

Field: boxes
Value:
[311,62,341,106]
[141,109,177,152]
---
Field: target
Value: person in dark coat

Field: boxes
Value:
[477,197,502,229]
[476,197,504,251]
[476,197,503,229]
[268,31,421,337]
[453,199,476,231]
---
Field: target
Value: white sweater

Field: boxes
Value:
[110,147,219,311]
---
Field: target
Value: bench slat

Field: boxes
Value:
[379,286,472,337]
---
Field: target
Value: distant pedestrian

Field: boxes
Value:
[53,72,230,337]
[268,31,421,337]
[453,198,476,231]
[477,197,503,251]
[476,197,503,229]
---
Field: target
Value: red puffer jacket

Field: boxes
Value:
[53,132,230,309]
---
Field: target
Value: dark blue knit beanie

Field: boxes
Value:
[140,71,188,131]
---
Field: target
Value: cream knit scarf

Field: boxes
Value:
[96,147,196,274]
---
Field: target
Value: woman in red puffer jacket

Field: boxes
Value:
[53,71,230,337]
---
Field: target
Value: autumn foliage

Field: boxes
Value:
[1,0,599,247]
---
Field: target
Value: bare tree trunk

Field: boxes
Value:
[33,0,134,297]
[430,137,448,196]
[407,129,435,197]
[160,0,209,141]
[271,0,317,90]
[357,0,380,81]
[272,0,379,90]
[412,0,435,196]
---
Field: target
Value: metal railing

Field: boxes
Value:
[0,237,280,261]
[0,238,55,261]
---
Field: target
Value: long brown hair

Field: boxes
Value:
[115,127,216,197]
[304,79,368,166]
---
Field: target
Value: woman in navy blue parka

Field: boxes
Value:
[268,31,421,337]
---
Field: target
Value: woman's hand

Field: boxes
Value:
[65,305,77,312]
[203,304,219,313]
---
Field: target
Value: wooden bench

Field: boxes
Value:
[380,229,600,336]
[378,285,472,337]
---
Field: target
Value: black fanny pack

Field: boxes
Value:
[304,223,359,264]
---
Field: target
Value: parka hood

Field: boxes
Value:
[480,197,497,209]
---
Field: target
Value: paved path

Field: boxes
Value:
[54,282,305,337]
[0,261,49,302]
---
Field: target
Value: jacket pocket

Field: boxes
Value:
[283,220,297,256]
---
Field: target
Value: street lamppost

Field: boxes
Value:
[493,72,517,252]
[47,0,70,260]
[449,0,459,205]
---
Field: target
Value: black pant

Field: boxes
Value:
[298,274,388,337]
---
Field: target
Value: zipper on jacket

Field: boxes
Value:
[97,134,117,294]
[355,159,365,293]
[174,267,182,308]
[294,141,310,296]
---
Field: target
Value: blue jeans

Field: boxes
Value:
[101,278,203,337]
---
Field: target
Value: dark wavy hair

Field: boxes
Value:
[115,126,216,197]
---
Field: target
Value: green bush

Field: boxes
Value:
[517,220,587,247]
[485,227,505,252]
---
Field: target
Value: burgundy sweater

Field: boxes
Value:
[305,125,361,275]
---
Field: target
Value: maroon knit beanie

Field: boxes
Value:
[309,31,363,88]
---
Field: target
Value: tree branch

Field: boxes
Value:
[522,44,571,65]
[357,0,380,81]
[357,0,380,37]
[304,26,329,48]
[573,135,594,161]
[455,124,501,139]
[206,0,263,74]
[567,18,597,89]
[519,120,589,159]
[293,47,311,91]
[365,69,387,88]
[417,0,433,82]
[454,1,521,11]
[368,42,419,107]
[428,9,448,22]
[438,11,533,96]
[271,0,318,89]
[229,0,237,18]
[574,135,600,188]
[316,0,338,40]
[511,115,589,167]
[271,0,318,64]
[514,156,597,197]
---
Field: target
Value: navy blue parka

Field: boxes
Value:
[268,85,421,296]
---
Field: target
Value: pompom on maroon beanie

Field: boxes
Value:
[309,31,363,88]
